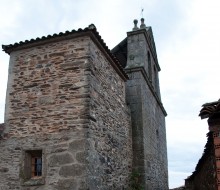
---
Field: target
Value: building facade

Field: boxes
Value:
[0,19,168,190]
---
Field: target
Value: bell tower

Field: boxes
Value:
[113,18,168,189]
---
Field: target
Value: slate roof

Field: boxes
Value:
[2,24,128,80]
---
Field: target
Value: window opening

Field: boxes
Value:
[154,65,159,94]
[24,150,42,179]
[32,156,42,177]
[147,51,152,81]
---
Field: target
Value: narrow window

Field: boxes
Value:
[156,130,160,154]
[24,150,42,179]
[156,129,159,137]
[148,51,152,81]
[32,156,42,177]
[154,65,160,96]
[22,149,45,186]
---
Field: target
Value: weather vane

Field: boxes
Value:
[141,7,144,18]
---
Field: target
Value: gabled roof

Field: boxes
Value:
[2,24,128,80]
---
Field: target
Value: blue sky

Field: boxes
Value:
[1,0,220,188]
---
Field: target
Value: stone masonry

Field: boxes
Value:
[87,39,132,189]
[0,26,132,189]
[111,19,168,189]
[125,21,168,189]
[0,20,168,190]
[1,33,94,190]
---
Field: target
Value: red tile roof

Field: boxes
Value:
[2,24,128,80]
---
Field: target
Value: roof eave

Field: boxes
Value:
[2,25,128,80]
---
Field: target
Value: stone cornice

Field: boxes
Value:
[125,67,167,116]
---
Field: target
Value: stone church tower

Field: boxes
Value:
[0,19,168,190]
[112,18,168,189]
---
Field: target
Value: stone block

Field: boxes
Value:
[49,153,74,167]
[69,139,85,152]
[38,96,55,105]
[76,151,86,164]
[55,179,77,190]
[59,164,86,177]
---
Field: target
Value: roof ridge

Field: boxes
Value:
[2,24,97,53]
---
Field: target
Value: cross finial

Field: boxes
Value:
[141,8,144,18]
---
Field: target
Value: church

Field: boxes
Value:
[0,19,168,190]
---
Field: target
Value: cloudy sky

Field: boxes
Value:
[1,0,220,188]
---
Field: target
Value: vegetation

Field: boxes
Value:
[129,170,144,190]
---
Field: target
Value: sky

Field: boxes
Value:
[0,0,220,188]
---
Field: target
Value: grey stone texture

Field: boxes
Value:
[86,40,132,189]
[126,29,168,189]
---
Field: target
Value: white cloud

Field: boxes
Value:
[169,170,191,189]
[0,1,23,41]
[159,0,220,187]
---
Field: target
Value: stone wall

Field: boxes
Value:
[0,132,88,190]
[86,40,132,189]
[125,28,168,190]
[126,29,161,99]
[4,36,91,136]
[126,69,168,190]
[1,36,91,189]
[0,32,132,189]
[141,71,168,190]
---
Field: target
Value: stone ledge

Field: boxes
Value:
[125,67,167,116]
[21,177,45,186]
